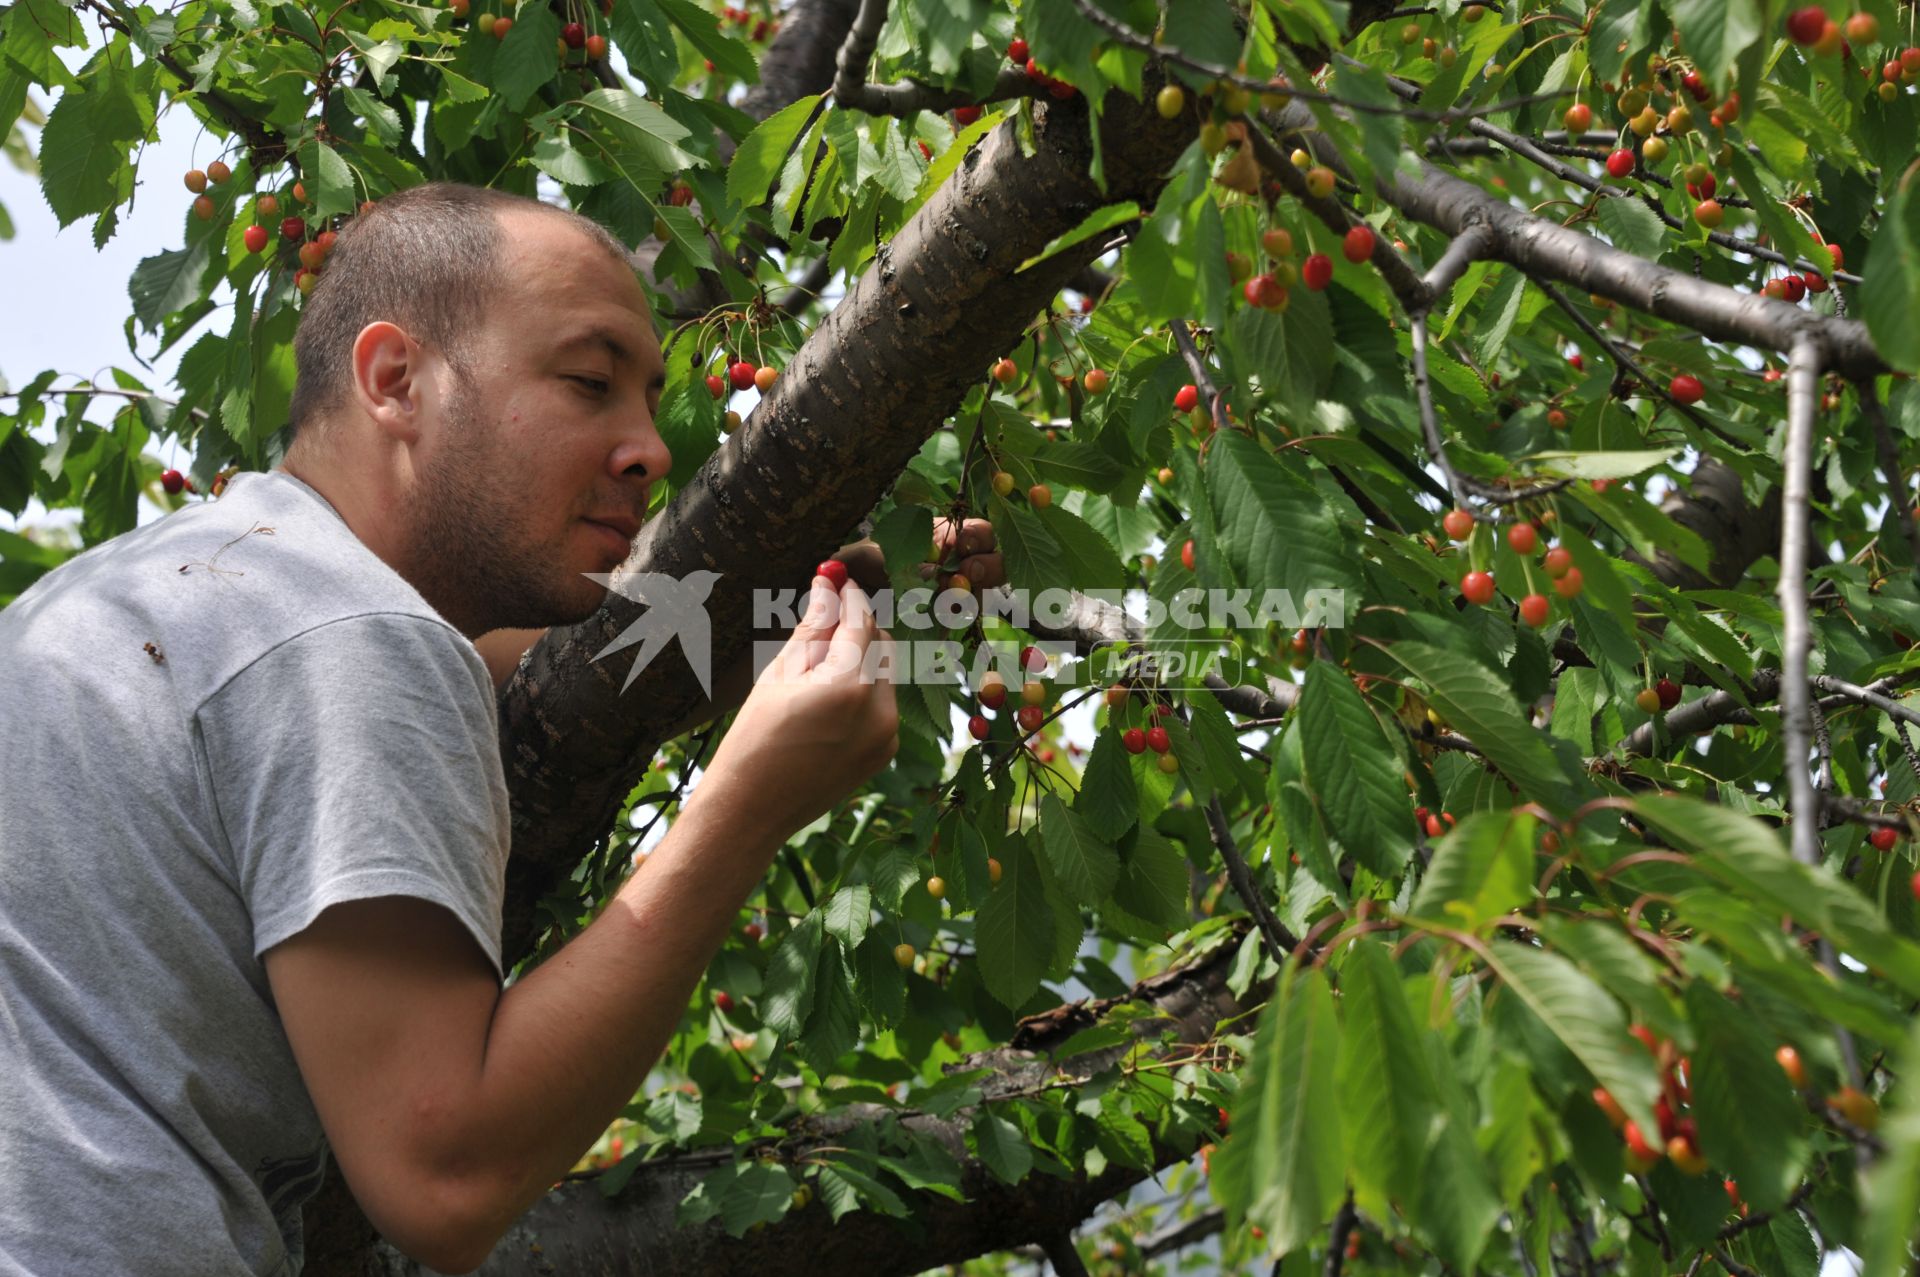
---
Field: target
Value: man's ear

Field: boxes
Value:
[351,321,427,443]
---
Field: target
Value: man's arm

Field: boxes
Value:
[265,577,899,1273]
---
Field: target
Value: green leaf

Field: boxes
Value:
[656,0,759,81]
[1684,981,1810,1212]
[1211,964,1346,1255]
[1040,793,1119,905]
[1032,504,1126,590]
[1481,940,1663,1138]
[1524,449,1679,480]
[817,1162,908,1221]
[761,911,824,1039]
[1861,1019,1920,1275]
[1111,822,1190,933]
[38,80,140,228]
[1862,173,1920,374]
[728,94,822,208]
[302,140,355,220]
[822,885,871,952]
[1666,0,1761,100]
[128,240,212,334]
[970,1107,1033,1185]
[851,929,907,1028]
[1017,201,1139,273]
[578,88,704,171]
[1384,641,1578,815]
[1297,662,1416,879]
[1208,430,1361,621]
[976,835,1054,1008]
[493,3,562,110]
[798,941,861,1074]
[719,1160,795,1237]
[988,496,1068,595]
[1411,808,1534,930]
[1338,943,1439,1216]
[1075,729,1139,843]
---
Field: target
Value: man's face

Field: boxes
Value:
[407,211,671,634]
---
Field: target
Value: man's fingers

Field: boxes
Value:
[815,581,878,678]
[775,576,841,678]
[959,517,996,556]
[961,551,1006,589]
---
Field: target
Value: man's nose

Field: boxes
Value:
[611,412,672,490]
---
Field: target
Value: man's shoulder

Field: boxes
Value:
[0,471,471,711]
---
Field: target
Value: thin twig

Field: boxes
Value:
[1205,795,1301,961]
[1323,1191,1357,1277]
[1169,319,1228,436]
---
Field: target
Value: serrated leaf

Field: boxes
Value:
[128,240,212,333]
[1592,194,1668,262]
[578,87,704,171]
[1111,823,1189,933]
[1666,0,1761,104]
[1384,641,1578,815]
[851,929,907,1027]
[822,885,870,952]
[303,140,355,220]
[1040,793,1119,905]
[1862,174,1920,374]
[1339,943,1439,1216]
[1297,662,1415,878]
[38,80,140,229]
[1411,808,1534,930]
[1482,940,1663,1138]
[761,912,823,1040]
[818,1163,908,1221]
[1524,449,1679,480]
[1208,430,1361,622]
[1684,981,1810,1212]
[1211,964,1345,1254]
[971,1108,1033,1185]
[727,93,822,208]
[493,4,562,111]
[797,941,861,1074]
[719,1160,794,1237]
[988,496,1068,596]
[1032,503,1126,590]
[976,835,1054,1008]
[1076,730,1138,843]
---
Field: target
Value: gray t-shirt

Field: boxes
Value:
[0,470,511,1275]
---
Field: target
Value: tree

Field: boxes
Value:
[6,0,1920,1269]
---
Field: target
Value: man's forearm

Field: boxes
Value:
[450,781,784,1245]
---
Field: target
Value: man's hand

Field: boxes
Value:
[832,514,1007,596]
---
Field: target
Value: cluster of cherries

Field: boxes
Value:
[717,4,778,43]
[705,358,779,398]
[1110,683,1182,774]
[1443,508,1583,626]
[967,646,1054,742]
[189,168,345,295]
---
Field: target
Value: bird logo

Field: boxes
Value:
[584,569,723,696]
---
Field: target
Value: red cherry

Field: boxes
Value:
[1007,37,1028,64]
[1786,5,1828,44]
[1342,224,1376,263]
[243,224,268,253]
[1519,593,1550,627]
[1302,253,1333,291]
[1564,102,1593,131]
[1682,70,1709,100]
[1174,384,1199,413]
[714,991,734,1012]
[1461,570,1496,605]
[1020,645,1047,673]
[1507,522,1538,554]
[1623,1120,1660,1161]
[1656,677,1682,709]
[1242,273,1287,310]
[953,105,982,126]
[1443,509,1474,541]
[1016,705,1045,732]
[816,559,848,589]
[1567,352,1585,371]
[585,33,607,57]
[1828,241,1848,269]
[1669,373,1705,405]
[1606,149,1635,178]
[1425,813,1445,838]
[1553,566,1585,598]
[280,216,306,241]
[1146,726,1171,753]
[969,714,991,741]
[1181,540,1196,571]
[1122,727,1147,754]
[1782,275,1807,302]
[706,374,725,399]
[728,360,757,390]
[1870,826,1899,851]
[979,678,1008,711]
[743,922,763,942]
[561,21,585,46]
[1804,271,1829,294]
[1912,869,1920,901]
[160,468,185,495]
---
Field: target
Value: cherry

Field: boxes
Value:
[257,194,279,218]
[1804,271,1829,294]
[1007,37,1028,63]
[1174,384,1199,413]
[1777,1044,1807,1088]
[1443,509,1474,541]
[727,360,756,390]
[294,268,317,295]
[1904,49,1920,77]
[1593,1088,1628,1129]
[1552,567,1585,598]
[243,224,268,253]
[1155,84,1185,118]
[1460,570,1496,605]
[953,105,982,126]
[1693,199,1724,228]
[1681,70,1709,101]
[987,857,1003,884]
[1656,677,1682,709]
[1782,275,1807,303]
[1425,813,1445,838]
[192,195,215,221]
[1016,705,1044,732]
[1519,593,1550,627]
[1157,753,1179,774]
[1181,540,1196,571]
[816,559,848,589]
[926,876,946,899]
[1547,408,1568,429]
[1104,684,1130,710]
[1122,727,1147,754]
[296,241,324,270]
[1028,483,1052,509]
[1083,368,1109,394]
[1844,11,1877,42]
[1020,680,1047,708]
[1913,869,1920,901]
[1567,352,1585,371]
[1262,227,1293,258]
[992,357,1017,384]
[1643,135,1669,164]
[1243,273,1288,310]
[1302,253,1333,291]
[743,922,763,942]
[585,33,607,57]
[979,675,1008,710]
[1304,166,1336,199]
[492,14,512,36]
[1604,148,1635,178]
[1157,467,1174,484]
[184,168,208,193]
[893,942,917,970]
[1341,224,1376,263]
[1146,725,1171,753]
[206,160,231,184]
[280,216,306,240]
[1543,546,1572,578]
[160,468,185,495]
[561,20,585,46]
[667,181,694,207]
[1669,373,1705,404]
[1018,644,1046,674]
[968,714,991,741]
[1636,687,1663,714]
[1622,1120,1660,1162]
[1224,251,1252,282]
[706,373,725,398]
[1831,1086,1879,1131]
[714,991,734,1012]
[1870,826,1899,851]
[1668,1136,1709,1176]
[1564,102,1592,132]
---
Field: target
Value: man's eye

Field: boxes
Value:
[568,376,610,396]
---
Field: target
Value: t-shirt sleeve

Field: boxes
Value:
[196,612,512,980]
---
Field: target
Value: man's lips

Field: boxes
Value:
[585,514,642,540]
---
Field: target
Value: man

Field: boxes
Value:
[0,182,1002,1275]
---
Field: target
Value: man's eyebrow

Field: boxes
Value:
[554,328,636,364]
